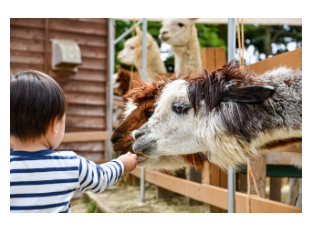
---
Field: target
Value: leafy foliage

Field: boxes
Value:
[242,24,302,61]
[195,23,227,50]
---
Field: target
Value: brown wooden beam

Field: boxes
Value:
[113,95,124,108]
[44,18,49,74]
[244,47,302,75]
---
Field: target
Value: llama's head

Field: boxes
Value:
[133,62,278,169]
[112,65,131,96]
[111,73,208,170]
[118,26,155,66]
[159,18,197,46]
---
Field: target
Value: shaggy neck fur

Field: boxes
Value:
[192,65,302,169]
[171,26,202,76]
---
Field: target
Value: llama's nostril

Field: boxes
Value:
[134,130,144,140]
[110,133,120,144]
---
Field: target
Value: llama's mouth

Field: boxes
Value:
[161,36,170,42]
[133,137,157,156]
[137,156,148,163]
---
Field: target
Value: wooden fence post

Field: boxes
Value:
[201,47,228,212]
[249,155,266,198]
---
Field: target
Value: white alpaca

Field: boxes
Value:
[159,18,202,76]
[118,26,167,82]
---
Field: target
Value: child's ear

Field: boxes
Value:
[50,117,59,134]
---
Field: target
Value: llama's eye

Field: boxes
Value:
[172,103,190,115]
[178,23,184,27]
[130,46,134,50]
[116,79,120,82]
[145,110,154,119]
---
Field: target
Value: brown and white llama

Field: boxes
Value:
[112,65,131,96]
[132,62,302,170]
[159,18,202,76]
[118,26,167,82]
[112,65,142,97]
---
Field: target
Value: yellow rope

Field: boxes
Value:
[237,18,245,68]
[128,19,136,90]
[246,158,261,213]
[238,19,262,212]
[241,18,244,66]
[237,19,242,66]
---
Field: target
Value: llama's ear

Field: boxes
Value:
[221,85,275,103]
[136,26,142,37]
[189,18,198,23]
[146,34,154,47]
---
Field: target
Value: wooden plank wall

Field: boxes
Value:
[10,18,109,161]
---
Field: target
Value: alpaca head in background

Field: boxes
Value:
[159,18,198,46]
[117,26,154,65]
[117,26,166,82]
[159,18,201,75]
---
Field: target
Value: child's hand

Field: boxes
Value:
[118,152,138,174]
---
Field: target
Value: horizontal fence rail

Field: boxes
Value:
[244,47,302,74]
[130,167,302,213]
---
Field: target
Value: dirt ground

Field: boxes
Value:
[72,183,205,213]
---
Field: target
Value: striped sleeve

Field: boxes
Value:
[77,156,124,193]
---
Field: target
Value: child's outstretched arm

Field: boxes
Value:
[77,152,137,193]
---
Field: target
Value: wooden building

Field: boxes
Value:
[10,18,110,161]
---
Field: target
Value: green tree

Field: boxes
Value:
[242,24,302,62]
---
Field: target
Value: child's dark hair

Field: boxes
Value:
[10,70,67,142]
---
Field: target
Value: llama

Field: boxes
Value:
[132,61,302,171]
[112,65,141,97]
[159,18,202,76]
[118,26,167,82]
[112,65,131,96]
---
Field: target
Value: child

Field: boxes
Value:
[10,70,138,213]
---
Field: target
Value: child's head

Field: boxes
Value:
[10,70,67,149]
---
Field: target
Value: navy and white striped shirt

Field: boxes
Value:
[10,149,124,213]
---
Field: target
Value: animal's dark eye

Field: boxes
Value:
[172,103,190,115]
[116,79,120,82]
[130,46,134,50]
[145,110,154,118]
[178,23,184,27]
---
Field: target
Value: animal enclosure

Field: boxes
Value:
[10,18,302,213]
